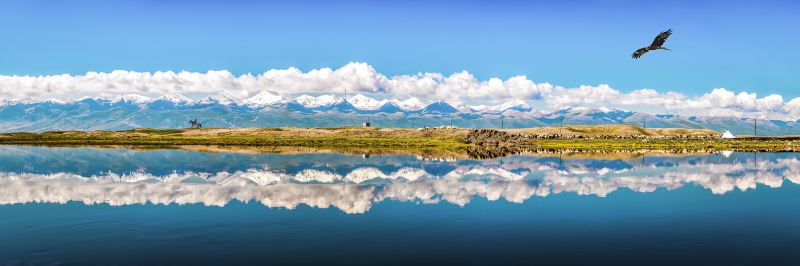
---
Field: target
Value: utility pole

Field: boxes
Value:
[754,117,757,136]
[342,87,347,127]
[500,116,504,129]
[641,154,645,168]
[560,117,564,136]
[754,151,757,168]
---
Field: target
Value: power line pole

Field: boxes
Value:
[754,117,757,136]
[753,151,757,168]
[342,87,347,127]
[500,116,504,129]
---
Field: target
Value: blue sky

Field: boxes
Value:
[0,0,798,98]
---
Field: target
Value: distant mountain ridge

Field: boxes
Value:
[0,92,798,135]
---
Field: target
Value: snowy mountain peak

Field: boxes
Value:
[348,94,382,110]
[76,96,106,102]
[565,106,589,112]
[470,100,532,113]
[294,94,341,108]
[112,94,154,104]
[596,106,631,113]
[244,91,286,106]
[157,93,193,104]
[396,98,424,111]
[199,91,242,105]
[41,98,66,104]
[497,99,531,110]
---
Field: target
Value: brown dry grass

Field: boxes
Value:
[177,127,471,140]
[503,125,718,137]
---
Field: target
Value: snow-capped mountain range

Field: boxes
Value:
[1,92,798,135]
[49,91,433,112]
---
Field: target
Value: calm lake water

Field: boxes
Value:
[1,146,799,265]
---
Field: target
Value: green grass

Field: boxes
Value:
[0,130,469,151]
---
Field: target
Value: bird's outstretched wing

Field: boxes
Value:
[632,47,649,59]
[650,29,672,47]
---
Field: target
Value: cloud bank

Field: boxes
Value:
[1,62,797,119]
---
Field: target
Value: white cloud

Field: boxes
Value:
[684,88,795,119]
[1,62,798,120]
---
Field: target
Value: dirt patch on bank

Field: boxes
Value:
[464,129,527,159]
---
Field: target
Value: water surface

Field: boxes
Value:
[1,146,798,265]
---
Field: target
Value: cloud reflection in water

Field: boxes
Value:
[2,149,798,214]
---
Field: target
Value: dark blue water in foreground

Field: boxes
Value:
[1,146,799,265]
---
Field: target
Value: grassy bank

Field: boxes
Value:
[0,127,470,151]
[1,126,799,154]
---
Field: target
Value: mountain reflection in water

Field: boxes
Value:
[0,146,795,214]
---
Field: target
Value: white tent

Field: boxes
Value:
[720,130,735,139]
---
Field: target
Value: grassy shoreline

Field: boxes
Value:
[1,126,799,154]
[0,131,468,151]
[0,127,473,152]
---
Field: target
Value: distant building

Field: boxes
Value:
[363,122,371,127]
[720,130,735,139]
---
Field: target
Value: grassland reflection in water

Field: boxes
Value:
[0,146,795,214]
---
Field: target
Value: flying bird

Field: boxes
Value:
[632,29,672,59]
